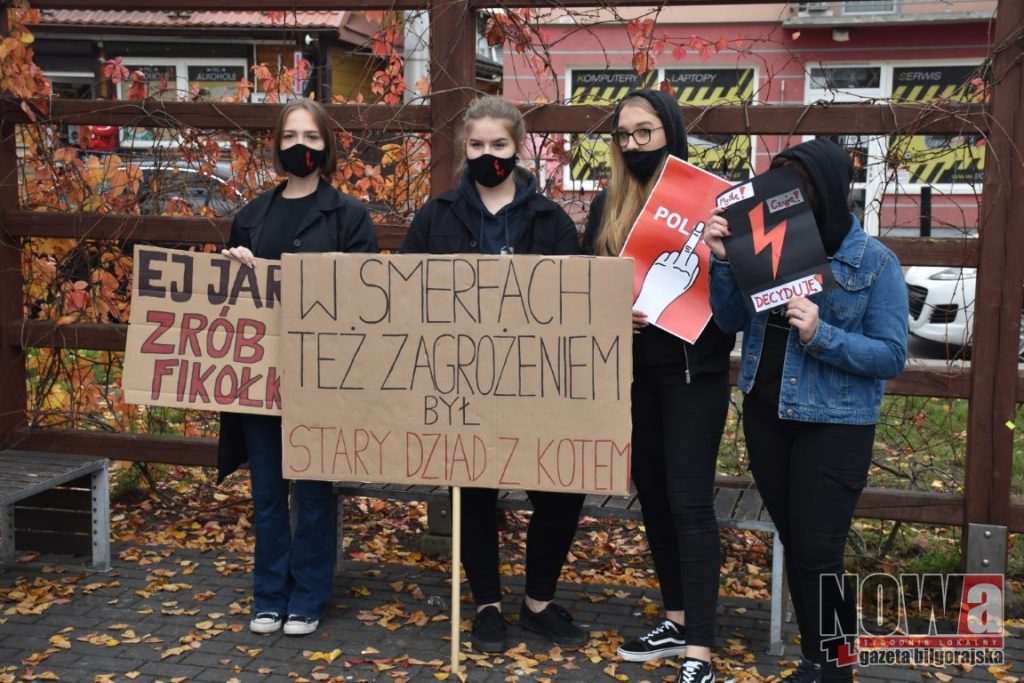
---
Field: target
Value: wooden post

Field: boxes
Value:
[962,0,1024,570]
[428,0,477,195]
[0,7,29,448]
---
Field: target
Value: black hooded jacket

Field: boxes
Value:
[217,180,377,484]
[773,137,854,256]
[582,88,735,375]
[401,167,579,256]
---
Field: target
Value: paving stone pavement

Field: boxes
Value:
[0,545,1018,682]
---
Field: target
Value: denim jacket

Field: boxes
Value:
[709,217,908,424]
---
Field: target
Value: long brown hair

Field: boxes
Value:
[594,95,666,257]
[272,99,339,179]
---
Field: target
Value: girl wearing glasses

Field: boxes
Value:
[402,95,586,654]
[582,89,734,683]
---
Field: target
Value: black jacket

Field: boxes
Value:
[217,180,378,483]
[583,189,735,376]
[401,170,580,256]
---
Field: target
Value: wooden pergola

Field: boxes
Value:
[1,0,1021,568]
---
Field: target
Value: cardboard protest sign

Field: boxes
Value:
[717,165,836,314]
[279,253,634,495]
[125,245,282,415]
[621,155,732,342]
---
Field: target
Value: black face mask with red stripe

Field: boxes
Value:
[278,143,327,178]
[466,153,518,188]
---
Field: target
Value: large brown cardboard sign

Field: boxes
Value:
[280,253,634,495]
[125,245,282,415]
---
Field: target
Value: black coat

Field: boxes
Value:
[400,181,580,256]
[217,180,377,483]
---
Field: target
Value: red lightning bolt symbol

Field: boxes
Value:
[748,202,787,279]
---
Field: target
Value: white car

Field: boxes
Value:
[905,266,1024,359]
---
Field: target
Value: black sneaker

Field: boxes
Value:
[617,619,686,662]
[677,657,715,683]
[781,660,821,682]
[519,602,587,648]
[470,606,506,653]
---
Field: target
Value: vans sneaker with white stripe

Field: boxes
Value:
[617,619,686,662]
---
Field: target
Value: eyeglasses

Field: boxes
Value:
[612,127,664,147]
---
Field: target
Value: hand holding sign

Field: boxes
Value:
[633,222,705,323]
[786,296,819,343]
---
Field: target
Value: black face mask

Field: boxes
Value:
[622,148,667,184]
[467,153,518,188]
[278,143,327,178]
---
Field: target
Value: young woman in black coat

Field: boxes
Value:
[219,99,377,637]
[401,95,586,654]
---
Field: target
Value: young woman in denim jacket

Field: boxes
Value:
[705,138,908,683]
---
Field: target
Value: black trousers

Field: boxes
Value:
[460,486,584,606]
[743,397,875,683]
[631,366,729,648]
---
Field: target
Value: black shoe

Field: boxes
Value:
[676,657,715,683]
[519,601,588,648]
[617,619,686,662]
[781,660,821,682]
[470,606,506,653]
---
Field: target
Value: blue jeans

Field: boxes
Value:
[241,414,336,619]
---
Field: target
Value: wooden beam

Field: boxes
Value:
[12,432,1023,530]
[963,0,1024,538]
[881,237,977,269]
[11,430,217,467]
[2,100,986,137]
[1,209,409,250]
[11,320,1019,401]
[0,21,28,449]
[428,0,477,196]
[523,104,988,136]
[0,100,430,131]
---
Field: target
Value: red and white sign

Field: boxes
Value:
[621,156,732,343]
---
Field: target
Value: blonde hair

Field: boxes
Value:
[454,95,526,176]
[594,96,666,257]
[272,99,338,179]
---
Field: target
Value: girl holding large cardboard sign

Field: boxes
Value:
[582,89,735,683]
[401,95,586,654]
[218,99,378,637]
[705,138,908,682]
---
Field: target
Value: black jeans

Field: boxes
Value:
[460,487,584,606]
[631,366,729,648]
[743,397,874,683]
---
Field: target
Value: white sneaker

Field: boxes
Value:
[249,612,283,634]
[283,615,320,636]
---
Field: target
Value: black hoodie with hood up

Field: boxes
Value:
[772,137,854,257]
[582,88,735,375]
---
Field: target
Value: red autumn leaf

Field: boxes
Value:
[659,79,677,98]
[672,44,686,61]
[632,51,655,77]
[715,36,729,52]
[103,57,129,85]
[126,71,147,101]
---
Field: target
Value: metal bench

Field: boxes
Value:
[334,480,787,655]
[0,451,111,572]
